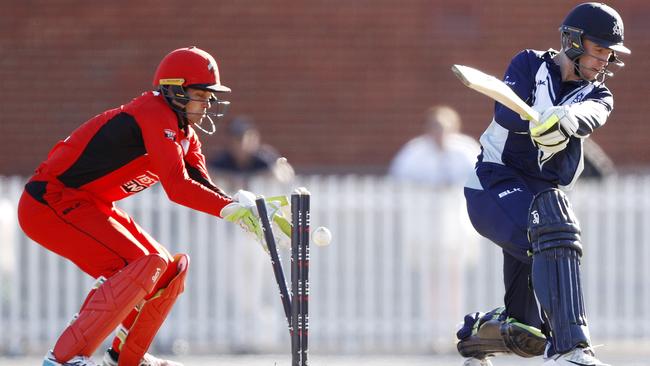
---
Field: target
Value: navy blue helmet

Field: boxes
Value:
[560,2,630,63]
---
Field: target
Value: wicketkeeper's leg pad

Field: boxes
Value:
[116,254,189,366]
[52,254,168,363]
[529,188,590,353]
[457,307,546,359]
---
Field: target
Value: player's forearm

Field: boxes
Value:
[567,100,611,137]
[494,51,535,132]
[184,163,230,198]
[161,174,232,217]
[494,104,530,132]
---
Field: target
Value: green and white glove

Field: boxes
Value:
[530,105,579,155]
[220,190,291,252]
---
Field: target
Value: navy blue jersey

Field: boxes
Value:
[476,49,613,189]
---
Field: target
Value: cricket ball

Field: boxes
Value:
[312,226,332,246]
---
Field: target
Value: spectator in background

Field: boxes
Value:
[389,106,482,341]
[388,105,480,186]
[210,116,294,185]
[208,115,294,353]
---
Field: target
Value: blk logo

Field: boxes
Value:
[498,187,522,198]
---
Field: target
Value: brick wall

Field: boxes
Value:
[1,0,648,175]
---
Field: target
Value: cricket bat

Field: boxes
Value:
[451,64,540,124]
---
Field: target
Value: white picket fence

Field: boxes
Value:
[0,174,649,356]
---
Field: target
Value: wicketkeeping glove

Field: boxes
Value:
[220,190,292,252]
[529,105,579,154]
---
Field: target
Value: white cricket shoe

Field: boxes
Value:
[543,347,610,366]
[43,350,99,366]
[463,358,494,366]
[102,349,184,366]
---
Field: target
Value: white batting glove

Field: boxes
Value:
[530,105,578,154]
[220,190,291,252]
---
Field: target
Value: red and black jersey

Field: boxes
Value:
[29,91,231,217]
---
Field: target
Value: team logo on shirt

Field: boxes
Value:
[571,92,585,104]
[121,174,157,193]
[164,129,176,141]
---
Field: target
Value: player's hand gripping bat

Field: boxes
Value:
[451,64,569,156]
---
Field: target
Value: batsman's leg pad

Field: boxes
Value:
[528,188,590,353]
[528,188,582,254]
[117,254,189,366]
[52,254,168,362]
[457,307,546,359]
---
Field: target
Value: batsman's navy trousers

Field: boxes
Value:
[464,163,554,328]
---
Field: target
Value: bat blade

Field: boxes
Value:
[451,64,540,123]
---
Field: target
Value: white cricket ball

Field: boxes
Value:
[312,226,332,246]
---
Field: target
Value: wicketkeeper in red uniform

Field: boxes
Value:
[17,46,289,366]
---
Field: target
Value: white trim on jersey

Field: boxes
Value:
[479,119,510,165]
[464,168,483,190]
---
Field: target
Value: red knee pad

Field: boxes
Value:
[53,254,168,362]
[118,254,189,366]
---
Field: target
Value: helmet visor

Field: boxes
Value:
[190,83,232,93]
[585,35,631,54]
[608,43,631,55]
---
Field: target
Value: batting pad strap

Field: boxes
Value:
[53,254,168,362]
[117,254,189,366]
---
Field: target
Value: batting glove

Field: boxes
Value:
[220,190,291,252]
[530,105,578,154]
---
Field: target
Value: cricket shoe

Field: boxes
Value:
[102,348,183,366]
[542,347,610,366]
[43,350,99,366]
[463,358,493,366]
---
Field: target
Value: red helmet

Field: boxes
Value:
[153,47,231,134]
[153,46,231,93]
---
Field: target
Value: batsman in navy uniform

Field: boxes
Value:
[455,3,629,366]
